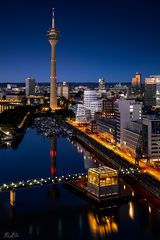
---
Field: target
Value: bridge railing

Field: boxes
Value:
[0,172,88,192]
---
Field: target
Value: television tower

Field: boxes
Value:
[48,8,60,110]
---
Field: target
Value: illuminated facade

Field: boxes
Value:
[144,75,160,107]
[48,8,60,110]
[97,119,116,144]
[76,104,91,123]
[76,90,103,122]
[84,90,103,119]
[84,90,97,109]
[123,121,143,156]
[132,73,141,88]
[102,99,115,119]
[87,166,119,198]
[0,103,15,113]
[143,115,160,161]
[0,100,22,113]
[115,99,142,145]
[57,82,69,99]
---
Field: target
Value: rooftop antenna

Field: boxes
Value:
[52,8,55,28]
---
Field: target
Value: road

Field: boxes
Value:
[68,120,160,181]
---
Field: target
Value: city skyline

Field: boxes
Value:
[0,0,160,83]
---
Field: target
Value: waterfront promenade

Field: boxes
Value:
[66,120,160,197]
[67,120,160,180]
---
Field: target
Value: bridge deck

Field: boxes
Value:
[0,167,141,192]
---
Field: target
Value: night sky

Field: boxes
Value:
[0,0,160,83]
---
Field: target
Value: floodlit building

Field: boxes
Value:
[57,84,62,97]
[76,90,103,122]
[115,99,142,146]
[102,99,116,119]
[97,119,117,144]
[84,90,102,119]
[143,115,160,161]
[57,82,69,99]
[144,76,160,107]
[0,103,16,113]
[132,73,141,88]
[90,100,103,119]
[123,121,143,157]
[76,104,91,123]
[87,166,119,198]
[84,90,97,109]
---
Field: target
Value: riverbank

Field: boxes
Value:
[65,120,160,200]
[0,111,30,142]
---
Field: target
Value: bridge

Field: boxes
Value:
[0,167,141,207]
[0,172,87,192]
[0,166,141,193]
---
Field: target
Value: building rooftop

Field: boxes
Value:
[88,166,118,174]
[97,119,116,127]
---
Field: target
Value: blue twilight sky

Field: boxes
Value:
[0,0,160,83]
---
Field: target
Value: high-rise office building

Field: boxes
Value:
[76,90,103,122]
[132,73,141,88]
[144,76,160,107]
[84,90,97,109]
[62,82,69,99]
[47,8,60,110]
[76,104,91,123]
[84,90,102,119]
[115,99,142,145]
[143,115,160,161]
[25,77,36,96]
[102,99,116,119]
[57,82,69,99]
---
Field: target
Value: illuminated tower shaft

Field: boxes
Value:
[48,9,60,110]
[50,43,57,109]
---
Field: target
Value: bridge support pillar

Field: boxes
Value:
[10,190,16,207]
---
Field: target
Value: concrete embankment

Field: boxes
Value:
[65,121,134,170]
[65,121,160,203]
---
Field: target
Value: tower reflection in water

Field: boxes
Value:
[50,135,57,178]
[49,134,59,199]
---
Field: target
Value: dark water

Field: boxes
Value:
[0,128,160,240]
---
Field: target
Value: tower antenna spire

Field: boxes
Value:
[52,8,55,28]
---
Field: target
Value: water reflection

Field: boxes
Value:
[49,135,59,200]
[1,127,160,239]
[83,150,97,170]
[128,201,135,220]
[8,204,16,224]
[71,139,97,170]
[50,135,57,178]
[88,208,118,238]
[149,206,152,214]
